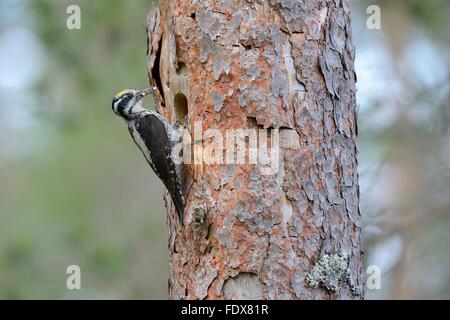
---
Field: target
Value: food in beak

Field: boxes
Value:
[136,88,152,99]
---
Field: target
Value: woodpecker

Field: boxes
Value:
[111,88,184,222]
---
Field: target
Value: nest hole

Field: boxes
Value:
[174,93,188,123]
[176,62,188,76]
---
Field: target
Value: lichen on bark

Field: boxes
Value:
[306,254,358,296]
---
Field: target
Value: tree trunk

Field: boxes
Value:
[146,0,362,300]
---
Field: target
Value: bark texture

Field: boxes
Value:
[146,0,362,300]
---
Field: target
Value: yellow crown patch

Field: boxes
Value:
[115,89,129,98]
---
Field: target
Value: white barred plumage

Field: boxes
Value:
[111,88,185,222]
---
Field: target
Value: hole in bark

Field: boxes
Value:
[240,40,255,51]
[247,117,263,129]
[176,62,188,75]
[190,12,196,20]
[174,93,188,122]
[152,36,164,102]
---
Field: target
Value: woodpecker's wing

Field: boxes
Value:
[128,113,184,221]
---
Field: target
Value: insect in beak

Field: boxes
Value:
[135,88,152,100]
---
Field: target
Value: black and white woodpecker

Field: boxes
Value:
[111,88,184,222]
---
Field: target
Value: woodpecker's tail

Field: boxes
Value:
[171,186,184,224]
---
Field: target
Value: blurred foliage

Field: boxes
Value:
[0,0,169,299]
[381,0,450,44]
[353,0,450,299]
[0,0,449,299]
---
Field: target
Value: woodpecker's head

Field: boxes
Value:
[112,88,152,120]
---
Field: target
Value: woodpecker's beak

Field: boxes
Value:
[135,88,152,100]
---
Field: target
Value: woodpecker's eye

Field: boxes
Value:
[119,94,132,104]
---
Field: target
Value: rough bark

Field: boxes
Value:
[146,0,362,300]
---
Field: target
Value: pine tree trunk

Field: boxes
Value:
[146,0,362,300]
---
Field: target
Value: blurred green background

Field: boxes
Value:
[0,0,449,299]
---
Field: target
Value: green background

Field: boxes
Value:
[0,0,449,299]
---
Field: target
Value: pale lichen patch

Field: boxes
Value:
[306,254,351,294]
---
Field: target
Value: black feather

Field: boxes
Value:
[130,114,184,222]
